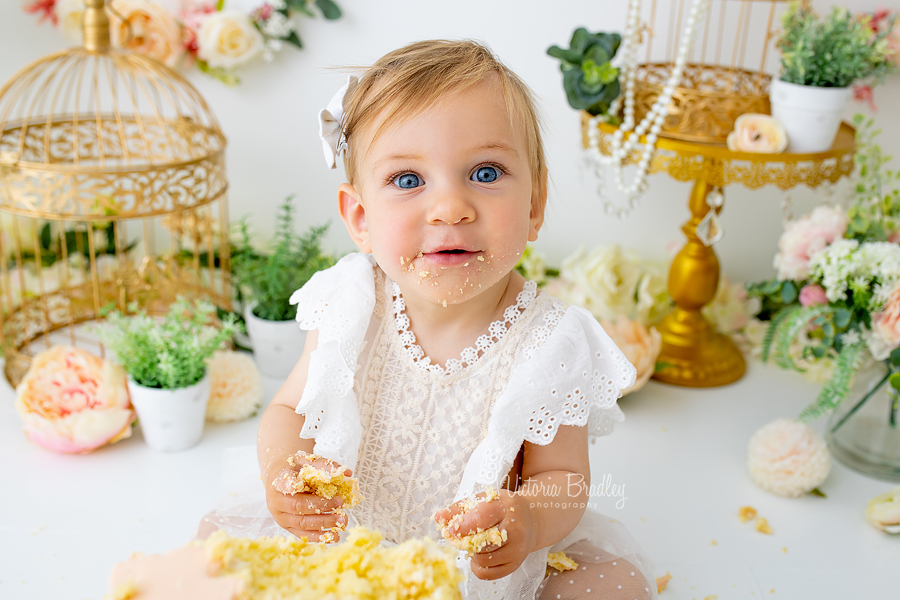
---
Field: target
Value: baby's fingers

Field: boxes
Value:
[279,511,348,533]
[288,450,352,476]
[450,499,505,538]
[271,489,343,516]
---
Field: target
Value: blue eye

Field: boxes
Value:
[395,173,422,189]
[472,166,500,183]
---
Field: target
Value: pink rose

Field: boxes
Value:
[888,230,900,244]
[868,283,900,360]
[599,317,662,395]
[15,347,133,453]
[774,206,848,281]
[799,284,828,307]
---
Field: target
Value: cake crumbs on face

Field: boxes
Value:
[476,255,484,261]
[443,300,447,307]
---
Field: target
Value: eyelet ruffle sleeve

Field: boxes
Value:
[288,252,376,472]
[456,304,637,497]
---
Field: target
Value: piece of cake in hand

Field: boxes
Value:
[546,551,578,572]
[107,527,464,600]
[434,487,508,555]
[271,451,362,509]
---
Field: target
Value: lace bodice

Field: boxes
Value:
[289,252,636,547]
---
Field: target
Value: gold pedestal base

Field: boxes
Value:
[653,307,746,387]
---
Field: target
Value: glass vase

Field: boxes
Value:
[826,361,900,482]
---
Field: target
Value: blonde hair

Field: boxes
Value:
[341,40,546,200]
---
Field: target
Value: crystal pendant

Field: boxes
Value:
[696,189,724,246]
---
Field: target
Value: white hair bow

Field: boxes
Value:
[318,75,359,169]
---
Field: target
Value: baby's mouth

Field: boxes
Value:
[422,249,482,267]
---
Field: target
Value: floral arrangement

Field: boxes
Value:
[748,115,900,422]
[99,297,240,389]
[206,350,264,422]
[232,195,335,322]
[15,346,134,453]
[547,28,622,117]
[25,0,342,85]
[776,2,896,91]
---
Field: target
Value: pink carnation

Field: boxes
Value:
[774,206,848,281]
[15,347,133,453]
[799,284,828,307]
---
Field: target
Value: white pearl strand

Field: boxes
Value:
[588,0,709,218]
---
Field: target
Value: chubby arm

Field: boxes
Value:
[435,424,590,580]
[257,330,348,542]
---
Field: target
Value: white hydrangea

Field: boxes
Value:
[206,351,264,423]
[809,240,900,309]
[261,11,293,38]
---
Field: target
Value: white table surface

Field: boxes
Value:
[1,359,898,600]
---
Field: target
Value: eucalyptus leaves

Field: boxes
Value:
[547,28,621,116]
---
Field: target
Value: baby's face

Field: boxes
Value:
[349,79,541,307]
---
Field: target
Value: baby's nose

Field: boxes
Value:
[427,186,475,225]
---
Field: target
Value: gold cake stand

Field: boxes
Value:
[583,115,856,387]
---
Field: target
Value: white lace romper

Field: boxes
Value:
[279,252,658,600]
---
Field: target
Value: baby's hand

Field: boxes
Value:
[434,489,536,581]
[265,451,351,543]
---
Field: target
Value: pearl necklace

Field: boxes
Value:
[588,0,709,218]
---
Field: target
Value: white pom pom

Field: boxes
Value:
[747,419,831,497]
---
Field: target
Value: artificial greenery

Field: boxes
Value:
[233,195,335,322]
[99,297,239,390]
[777,2,896,88]
[845,114,900,243]
[547,28,622,116]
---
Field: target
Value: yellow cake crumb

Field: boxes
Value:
[111,580,139,600]
[204,527,463,600]
[656,572,672,593]
[782,547,788,554]
[275,457,362,509]
[711,539,717,546]
[476,255,484,261]
[546,552,578,572]
[738,506,758,523]
[755,517,773,535]
[435,488,507,555]
[703,595,718,600]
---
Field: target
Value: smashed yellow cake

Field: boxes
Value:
[434,488,508,555]
[546,551,578,572]
[272,452,362,509]
[107,527,463,600]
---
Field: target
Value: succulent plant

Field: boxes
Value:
[548,28,622,116]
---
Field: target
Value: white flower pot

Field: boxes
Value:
[769,79,852,154]
[244,304,306,379]
[129,372,211,452]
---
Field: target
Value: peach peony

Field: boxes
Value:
[799,284,828,307]
[726,114,788,154]
[206,351,264,423]
[867,282,900,360]
[773,205,848,281]
[15,346,133,453]
[864,485,900,533]
[599,317,661,395]
[109,0,184,68]
[747,419,830,497]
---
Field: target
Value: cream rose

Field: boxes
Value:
[557,245,645,322]
[107,0,183,67]
[864,485,900,533]
[599,317,661,395]
[197,9,264,69]
[15,346,133,454]
[55,0,86,44]
[747,419,831,497]
[726,114,788,154]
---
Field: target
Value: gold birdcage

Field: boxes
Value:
[585,0,856,387]
[0,0,232,386]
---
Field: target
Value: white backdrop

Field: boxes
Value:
[1,0,897,283]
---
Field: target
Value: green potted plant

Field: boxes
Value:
[771,2,896,153]
[232,195,335,378]
[547,28,622,117]
[99,297,239,452]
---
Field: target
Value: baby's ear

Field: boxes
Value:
[528,168,548,242]
[338,183,371,253]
